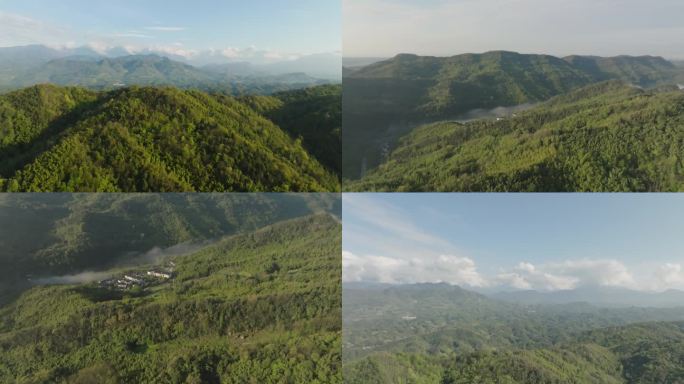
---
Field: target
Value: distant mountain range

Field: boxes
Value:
[344,282,684,383]
[491,286,684,308]
[343,50,684,180]
[0,45,341,92]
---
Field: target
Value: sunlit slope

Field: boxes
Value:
[0,84,339,192]
[347,81,684,191]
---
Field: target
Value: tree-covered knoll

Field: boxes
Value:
[346,81,684,191]
[342,51,681,180]
[0,213,342,383]
[0,84,340,192]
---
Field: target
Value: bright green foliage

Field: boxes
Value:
[0,213,342,383]
[0,84,339,192]
[347,81,684,191]
[342,51,680,179]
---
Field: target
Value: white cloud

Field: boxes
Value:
[343,0,684,59]
[144,26,187,32]
[549,259,635,287]
[111,32,154,39]
[0,11,72,47]
[496,261,578,291]
[647,263,684,291]
[496,259,637,291]
[343,250,487,287]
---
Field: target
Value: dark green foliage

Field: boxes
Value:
[0,84,340,192]
[342,51,680,180]
[240,84,342,176]
[0,193,340,303]
[347,81,684,191]
[0,213,342,383]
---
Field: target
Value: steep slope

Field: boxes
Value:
[342,51,679,180]
[0,84,339,192]
[0,193,339,289]
[241,84,342,175]
[563,55,676,86]
[347,81,684,191]
[0,214,342,383]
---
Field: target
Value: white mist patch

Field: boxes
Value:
[454,103,536,123]
[32,271,113,285]
[133,242,209,265]
[678,84,684,90]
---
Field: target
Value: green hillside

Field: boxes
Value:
[342,51,681,180]
[0,84,340,192]
[0,193,340,304]
[239,84,342,175]
[347,81,684,191]
[0,213,342,384]
[343,283,684,383]
[0,54,330,94]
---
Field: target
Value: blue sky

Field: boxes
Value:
[0,0,340,60]
[344,0,684,59]
[343,194,684,291]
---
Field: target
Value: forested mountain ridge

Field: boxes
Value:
[346,81,684,191]
[346,51,677,118]
[0,84,340,192]
[0,193,339,302]
[0,213,342,383]
[343,283,684,383]
[0,48,335,94]
[342,51,683,180]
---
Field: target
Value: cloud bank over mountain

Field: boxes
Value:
[343,194,684,292]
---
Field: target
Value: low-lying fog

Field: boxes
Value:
[30,241,211,286]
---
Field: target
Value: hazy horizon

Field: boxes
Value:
[344,0,684,60]
[343,194,684,293]
[0,0,341,66]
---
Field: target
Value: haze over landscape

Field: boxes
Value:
[344,0,684,60]
[343,194,684,383]
[1,0,341,77]
[343,194,684,294]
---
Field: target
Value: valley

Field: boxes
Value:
[0,193,342,383]
[343,51,684,190]
[343,283,684,384]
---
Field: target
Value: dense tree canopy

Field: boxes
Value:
[343,51,682,180]
[0,213,342,383]
[347,81,684,191]
[0,84,340,192]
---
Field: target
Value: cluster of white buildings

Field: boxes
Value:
[98,263,175,291]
